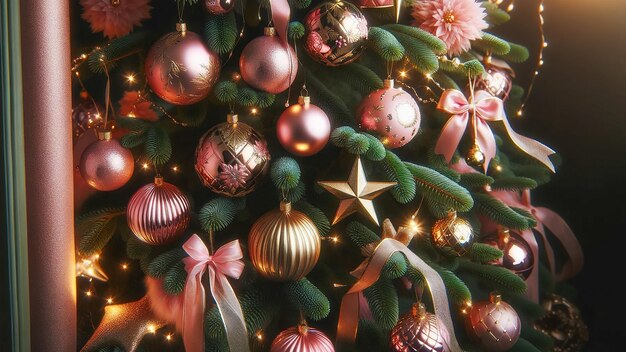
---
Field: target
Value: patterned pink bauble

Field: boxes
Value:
[390,303,448,352]
[145,24,220,105]
[205,0,235,14]
[127,177,191,245]
[270,324,334,352]
[466,292,521,351]
[475,59,515,100]
[357,79,421,149]
[277,96,331,156]
[195,115,270,197]
[358,0,393,8]
[239,27,298,94]
[79,131,134,191]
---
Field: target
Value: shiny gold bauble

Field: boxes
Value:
[534,294,588,352]
[466,292,521,352]
[432,211,474,256]
[390,303,448,352]
[465,144,485,169]
[248,201,321,281]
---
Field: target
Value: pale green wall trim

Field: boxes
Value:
[1,0,31,351]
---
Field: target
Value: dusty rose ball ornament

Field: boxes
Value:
[357,79,421,149]
[270,324,334,352]
[474,58,515,100]
[482,229,534,280]
[195,114,270,197]
[127,177,191,246]
[72,94,104,143]
[357,0,393,8]
[390,303,448,352]
[145,23,220,105]
[239,27,298,94]
[79,130,134,191]
[204,0,235,14]
[304,1,368,66]
[277,95,331,156]
[466,292,521,351]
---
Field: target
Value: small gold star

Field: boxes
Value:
[76,253,108,282]
[318,157,396,226]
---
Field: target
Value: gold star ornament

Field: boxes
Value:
[318,157,396,226]
[76,252,109,282]
[80,294,166,352]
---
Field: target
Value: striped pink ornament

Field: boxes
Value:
[127,177,191,245]
[270,324,334,352]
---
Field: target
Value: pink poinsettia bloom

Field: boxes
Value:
[80,0,152,39]
[218,163,250,190]
[411,0,488,56]
[118,91,158,121]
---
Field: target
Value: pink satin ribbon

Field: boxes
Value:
[270,0,290,44]
[435,89,556,172]
[182,235,249,352]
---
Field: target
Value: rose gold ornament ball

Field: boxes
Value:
[390,303,448,352]
[482,229,534,280]
[205,0,235,14]
[270,324,334,352]
[474,58,515,100]
[466,292,521,351]
[127,177,191,246]
[357,0,393,8]
[239,27,298,94]
[357,79,421,149]
[277,96,331,156]
[79,131,134,191]
[72,97,104,143]
[145,23,220,105]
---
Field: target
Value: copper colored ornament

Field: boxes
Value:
[304,1,368,67]
[358,0,393,8]
[431,211,474,256]
[483,229,534,280]
[466,292,521,352]
[195,114,270,197]
[277,95,331,156]
[534,294,588,352]
[205,0,235,14]
[357,79,421,149]
[79,130,134,191]
[80,294,166,352]
[239,27,298,94]
[465,144,485,169]
[72,95,104,142]
[270,324,335,352]
[475,58,515,100]
[145,23,220,105]
[248,201,321,281]
[390,303,447,352]
[127,176,191,246]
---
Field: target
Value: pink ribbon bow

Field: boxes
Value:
[270,0,290,44]
[435,89,556,173]
[182,235,249,352]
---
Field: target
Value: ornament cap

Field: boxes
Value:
[297,323,309,336]
[411,302,427,319]
[227,114,239,124]
[298,95,311,106]
[97,130,112,141]
[176,22,187,33]
[280,201,292,214]
[490,292,503,304]
[154,176,164,186]
[498,228,511,245]
[383,79,395,89]
[264,27,276,36]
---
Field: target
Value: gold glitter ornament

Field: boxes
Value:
[534,294,589,352]
[80,295,166,352]
[431,210,474,256]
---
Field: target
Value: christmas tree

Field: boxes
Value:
[72,0,586,351]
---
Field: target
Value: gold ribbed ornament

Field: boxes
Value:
[248,201,321,281]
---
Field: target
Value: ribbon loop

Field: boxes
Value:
[182,234,249,352]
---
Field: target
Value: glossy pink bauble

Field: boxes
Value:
[466,293,521,351]
[474,57,515,100]
[145,25,220,105]
[205,0,235,14]
[277,96,331,156]
[270,325,334,352]
[482,230,534,280]
[72,98,104,143]
[239,27,298,94]
[127,177,191,245]
[357,0,393,8]
[79,132,134,191]
[357,79,421,149]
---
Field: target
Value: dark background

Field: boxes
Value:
[2,0,626,350]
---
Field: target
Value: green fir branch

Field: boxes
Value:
[175,103,207,127]
[285,181,306,203]
[346,221,380,248]
[363,279,399,330]
[147,248,186,278]
[288,21,305,40]
[199,197,238,232]
[389,31,439,74]
[214,80,238,103]
[491,176,538,191]
[439,58,485,77]
[163,260,187,295]
[368,27,405,62]
[381,253,408,280]
[405,162,474,211]
[482,1,511,27]
[121,131,147,148]
[459,173,494,190]
[473,32,511,56]
[499,42,530,63]
[307,73,352,123]
[271,157,301,191]
[330,126,356,148]
[362,133,387,161]
[472,192,533,230]
[459,261,527,294]
[346,134,371,155]
[381,151,417,204]
[284,279,331,320]
[145,126,172,166]
[126,236,151,260]
[237,87,259,106]
[77,207,126,255]
[294,201,331,236]
[382,24,447,55]
[439,268,472,305]
[205,12,238,55]
[470,243,504,263]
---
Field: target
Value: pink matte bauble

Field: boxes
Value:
[277,96,331,156]
[79,132,134,191]
[358,0,393,8]
[357,79,421,149]
[239,28,298,94]
[145,24,220,105]
[270,325,334,352]
[127,177,191,245]
[205,0,235,14]
[466,293,521,351]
